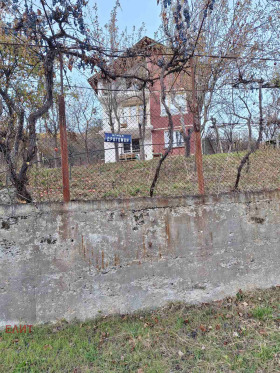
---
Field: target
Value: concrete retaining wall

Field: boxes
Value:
[0,190,280,326]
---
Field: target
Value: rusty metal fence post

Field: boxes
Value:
[59,56,70,202]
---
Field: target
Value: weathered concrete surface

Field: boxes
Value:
[0,187,17,205]
[0,190,279,326]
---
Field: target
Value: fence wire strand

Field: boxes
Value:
[1,93,280,204]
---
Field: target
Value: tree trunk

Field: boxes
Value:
[247,120,252,152]
[234,81,264,191]
[54,131,58,168]
[109,109,120,163]
[138,121,145,161]
[214,124,223,153]
[114,143,119,162]
[139,88,147,161]
[191,57,205,194]
[150,65,174,197]
[85,137,90,164]
[0,143,32,202]
[139,137,145,161]
[0,49,56,202]
[182,129,192,157]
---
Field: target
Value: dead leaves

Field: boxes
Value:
[199,325,207,333]
[259,328,268,336]
[178,350,184,358]
[225,313,233,319]
[142,338,151,348]
[43,344,53,350]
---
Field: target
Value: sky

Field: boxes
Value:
[73,0,162,87]
[94,0,161,38]
[29,0,162,87]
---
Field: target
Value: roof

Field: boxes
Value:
[129,36,164,52]
[88,36,165,93]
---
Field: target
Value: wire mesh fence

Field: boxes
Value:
[2,144,279,204]
[1,93,280,204]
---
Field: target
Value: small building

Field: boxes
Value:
[89,37,194,163]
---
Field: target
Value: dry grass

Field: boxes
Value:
[4,147,280,202]
[1,287,280,372]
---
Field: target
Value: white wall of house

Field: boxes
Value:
[104,132,153,163]
[101,89,154,163]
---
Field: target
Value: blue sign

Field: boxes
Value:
[104,133,132,144]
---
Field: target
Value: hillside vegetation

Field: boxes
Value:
[1,148,279,202]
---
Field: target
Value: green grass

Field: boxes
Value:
[251,306,274,320]
[1,287,280,372]
[2,147,280,202]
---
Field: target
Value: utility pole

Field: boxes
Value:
[190,56,205,195]
[59,54,70,202]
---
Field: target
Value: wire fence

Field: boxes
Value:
[1,95,280,204]
[21,146,280,203]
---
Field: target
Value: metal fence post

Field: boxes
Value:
[59,56,70,202]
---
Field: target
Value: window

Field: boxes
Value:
[121,107,130,124]
[123,139,140,153]
[161,93,187,116]
[132,139,140,153]
[121,105,144,126]
[130,106,137,118]
[164,131,184,148]
[123,143,131,153]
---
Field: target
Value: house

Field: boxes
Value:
[89,37,195,163]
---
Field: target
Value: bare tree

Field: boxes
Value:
[67,89,100,164]
[263,90,280,146]
[234,79,264,190]
[90,2,147,162]
[210,116,223,153]
[170,90,193,157]
[0,28,55,201]
[41,99,60,168]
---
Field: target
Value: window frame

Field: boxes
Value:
[123,138,140,154]
[160,93,188,117]
[164,130,185,148]
[120,104,145,125]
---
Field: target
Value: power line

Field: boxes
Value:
[0,37,279,63]
[1,76,278,93]
[64,85,279,93]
